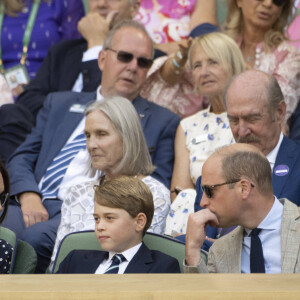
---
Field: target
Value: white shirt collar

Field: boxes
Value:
[266,132,284,170]
[107,242,142,264]
[96,85,103,101]
[244,196,283,236]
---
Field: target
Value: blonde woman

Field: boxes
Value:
[166,32,245,236]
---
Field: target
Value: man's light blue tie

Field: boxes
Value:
[40,132,86,201]
[104,254,126,274]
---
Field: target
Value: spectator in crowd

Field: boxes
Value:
[51,97,171,269]
[0,160,14,274]
[164,32,245,236]
[194,70,300,250]
[56,176,180,274]
[1,0,84,97]
[224,70,300,205]
[2,19,179,273]
[185,143,300,273]
[140,1,219,118]
[193,0,300,132]
[0,0,140,164]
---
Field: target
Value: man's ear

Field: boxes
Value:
[275,100,286,123]
[240,179,252,199]
[98,50,106,71]
[135,212,146,233]
[130,0,140,18]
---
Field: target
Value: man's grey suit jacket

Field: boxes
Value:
[184,198,300,273]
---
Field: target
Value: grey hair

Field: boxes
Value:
[85,96,155,176]
[223,71,284,120]
[265,75,284,120]
[103,19,154,58]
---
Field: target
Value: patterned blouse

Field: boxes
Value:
[136,0,197,44]
[0,239,13,274]
[181,106,234,183]
[50,176,171,269]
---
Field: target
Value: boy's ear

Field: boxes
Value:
[135,213,146,233]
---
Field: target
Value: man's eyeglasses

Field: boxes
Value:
[105,48,153,69]
[0,192,9,207]
[201,180,241,199]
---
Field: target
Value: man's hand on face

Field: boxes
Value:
[185,209,219,266]
[78,11,118,49]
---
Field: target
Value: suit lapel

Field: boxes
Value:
[222,227,243,273]
[280,199,300,273]
[124,243,153,273]
[79,251,107,273]
[132,96,150,131]
[43,92,96,172]
[273,137,298,198]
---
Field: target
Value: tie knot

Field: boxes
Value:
[112,254,126,265]
[250,228,262,237]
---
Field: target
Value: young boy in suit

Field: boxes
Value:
[56,176,180,274]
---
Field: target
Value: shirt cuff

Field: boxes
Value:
[82,45,103,62]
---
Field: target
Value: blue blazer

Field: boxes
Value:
[272,136,300,206]
[56,242,180,274]
[7,91,180,195]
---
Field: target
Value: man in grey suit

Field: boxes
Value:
[185,143,300,273]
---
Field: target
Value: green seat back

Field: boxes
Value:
[52,230,207,273]
[13,240,37,274]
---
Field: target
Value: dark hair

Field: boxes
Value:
[0,160,10,223]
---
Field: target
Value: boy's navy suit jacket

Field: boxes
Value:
[56,242,181,274]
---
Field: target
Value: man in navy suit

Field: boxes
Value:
[56,177,180,274]
[3,20,180,273]
[224,70,300,206]
[0,0,142,164]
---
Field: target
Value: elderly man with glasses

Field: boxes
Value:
[3,20,180,273]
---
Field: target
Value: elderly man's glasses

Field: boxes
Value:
[105,48,153,69]
[201,180,241,199]
[0,192,9,207]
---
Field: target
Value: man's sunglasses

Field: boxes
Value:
[0,192,9,207]
[105,48,153,69]
[258,0,287,6]
[273,0,287,6]
[201,179,241,199]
